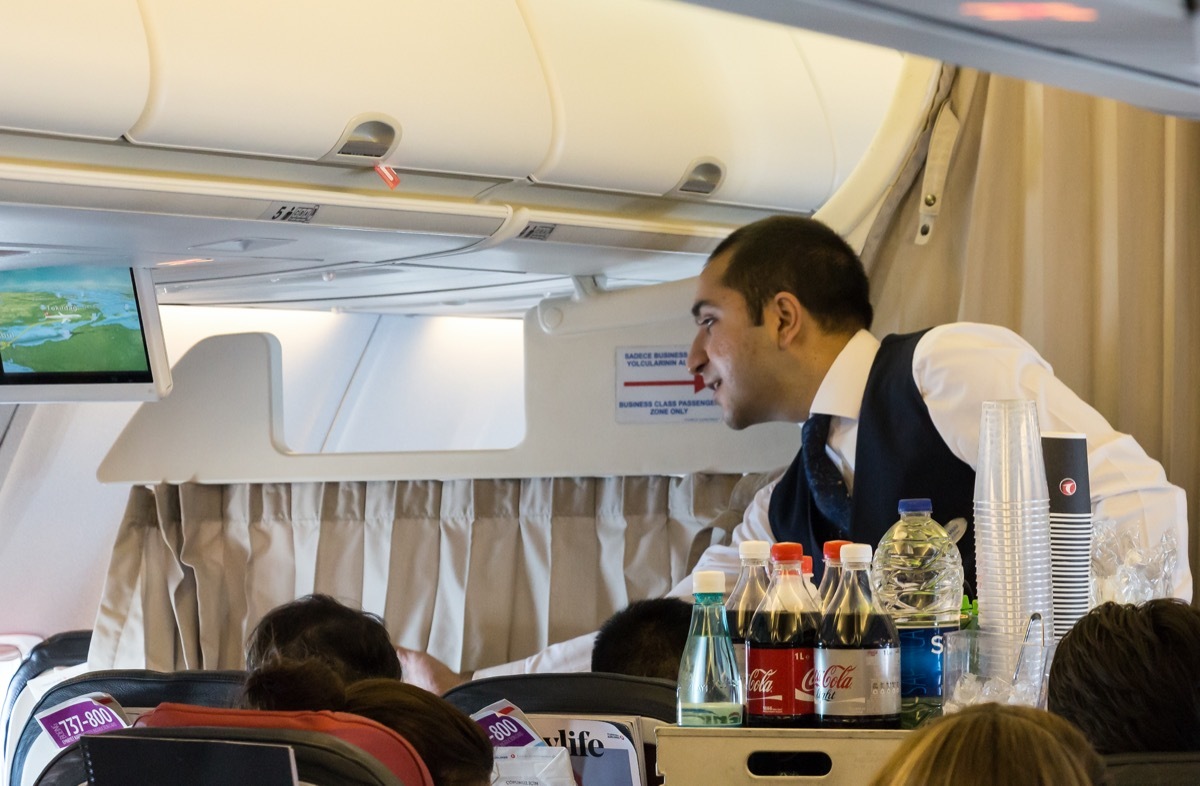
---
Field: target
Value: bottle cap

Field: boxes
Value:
[693,570,725,595]
[898,498,933,513]
[822,539,852,561]
[801,555,813,575]
[738,540,770,560]
[770,542,804,563]
[840,543,872,564]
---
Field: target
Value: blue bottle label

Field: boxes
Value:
[898,624,956,699]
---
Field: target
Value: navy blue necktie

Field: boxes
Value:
[801,413,852,542]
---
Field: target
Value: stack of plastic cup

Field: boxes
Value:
[973,400,1055,679]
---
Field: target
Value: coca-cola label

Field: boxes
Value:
[745,646,814,717]
[813,648,900,718]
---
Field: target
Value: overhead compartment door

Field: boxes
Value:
[0,0,149,140]
[521,0,902,212]
[128,0,553,178]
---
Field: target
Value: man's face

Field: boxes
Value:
[687,251,779,430]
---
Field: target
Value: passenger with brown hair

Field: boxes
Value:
[868,703,1107,786]
[245,593,401,682]
[1048,598,1200,754]
[244,658,494,786]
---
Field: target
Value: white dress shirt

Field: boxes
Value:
[475,323,1192,677]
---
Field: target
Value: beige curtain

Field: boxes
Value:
[864,69,1200,601]
[89,474,752,672]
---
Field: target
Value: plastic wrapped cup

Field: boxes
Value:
[974,400,1050,502]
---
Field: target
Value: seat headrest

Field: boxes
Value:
[140,702,434,786]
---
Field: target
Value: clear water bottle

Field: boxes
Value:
[745,542,820,727]
[815,543,901,728]
[870,498,964,729]
[677,570,743,727]
[726,540,771,689]
[817,539,852,611]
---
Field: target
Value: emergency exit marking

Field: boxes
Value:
[616,345,720,424]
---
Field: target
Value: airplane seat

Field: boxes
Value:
[1,632,91,754]
[1103,751,1200,785]
[442,672,677,786]
[132,702,434,785]
[34,726,409,786]
[9,669,246,786]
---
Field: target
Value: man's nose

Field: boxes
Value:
[687,333,706,375]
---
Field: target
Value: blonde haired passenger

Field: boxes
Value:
[868,703,1106,786]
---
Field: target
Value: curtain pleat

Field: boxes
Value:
[89,474,746,672]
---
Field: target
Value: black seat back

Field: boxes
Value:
[37,726,404,786]
[1104,751,1200,785]
[442,672,676,721]
[2,632,92,754]
[10,668,246,786]
[443,672,677,786]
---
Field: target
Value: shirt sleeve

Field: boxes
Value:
[472,477,784,677]
[913,323,1192,600]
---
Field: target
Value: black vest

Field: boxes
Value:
[767,330,977,591]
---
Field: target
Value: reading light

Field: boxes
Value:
[960,2,1098,22]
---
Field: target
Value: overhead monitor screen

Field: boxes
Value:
[0,265,171,402]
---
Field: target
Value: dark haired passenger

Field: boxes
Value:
[591,598,693,680]
[246,594,401,682]
[1048,598,1200,754]
[868,703,1105,786]
[245,658,493,786]
[398,214,1189,693]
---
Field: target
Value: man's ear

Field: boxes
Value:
[770,291,805,349]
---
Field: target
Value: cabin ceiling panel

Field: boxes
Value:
[681,0,1200,118]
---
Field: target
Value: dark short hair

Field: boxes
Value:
[1048,598,1200,754]
[244,659,494,786]
[709,215,872,332]
[245,594,401,682]
[591,597,693,680]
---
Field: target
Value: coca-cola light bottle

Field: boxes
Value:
[815,543,901,728]
[745,542,820,727]
[726,540,772,689]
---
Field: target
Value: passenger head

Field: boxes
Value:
[708,215,872,333]
[245,594,401,682]
[591,597,692,680]
[1048,598,1200,753]
[868,703,1106,786]
[245,659,494,786]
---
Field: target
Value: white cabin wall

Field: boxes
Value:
[0,305,527,636]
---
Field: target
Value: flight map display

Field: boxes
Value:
[0,266,151,381]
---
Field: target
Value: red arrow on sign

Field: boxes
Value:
[624,375,706,394]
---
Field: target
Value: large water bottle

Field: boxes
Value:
[870,498,964,729]
[677,570,743,727]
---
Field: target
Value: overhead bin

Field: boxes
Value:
[0,0,149,140]
[520,0,902,211]
[129,0,552,177]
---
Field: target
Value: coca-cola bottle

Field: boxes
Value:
[726,540,771,688]
[817,539,853,611]
[745,542,820,727]
[815,543,901,728]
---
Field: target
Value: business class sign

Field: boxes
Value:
[615,345,720,424]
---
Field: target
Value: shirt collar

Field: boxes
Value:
[809,329,879,423]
